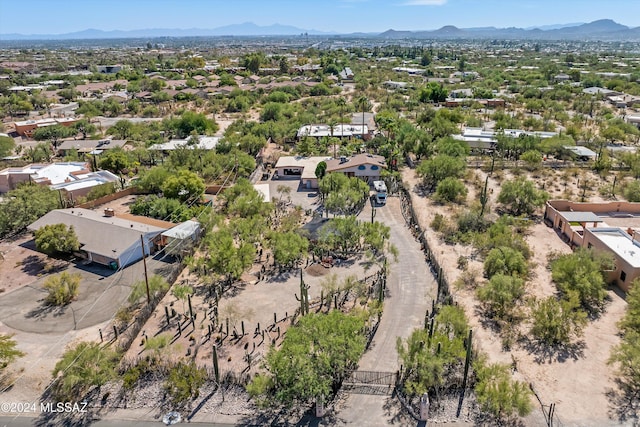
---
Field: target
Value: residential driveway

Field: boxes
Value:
[0,258,174,334]
[334,195,436,426]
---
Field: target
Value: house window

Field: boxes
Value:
[371,165,379,170]
[357,165,366,170]
[588,243,593,249]
[621,271,627,282]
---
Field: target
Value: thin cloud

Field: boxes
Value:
[403,0,448,5]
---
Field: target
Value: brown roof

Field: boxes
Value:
[325,154,386,172]
[116,213,176,229]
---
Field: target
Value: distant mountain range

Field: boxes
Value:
[1,19,639,41]
[379,19,640,41]
[0,22,329,40]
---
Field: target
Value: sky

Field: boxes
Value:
[1,0,639,35]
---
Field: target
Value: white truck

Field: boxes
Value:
[373,180,387,205]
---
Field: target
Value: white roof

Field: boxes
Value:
[162,220,200,239]
[253,183,271,202]
[297,124,368,138]
[564,146,597,158]
[3,162,87,185]
[589,228,640,268]
[150,135,219,151]
[275,156,330,171]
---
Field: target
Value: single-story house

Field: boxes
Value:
[325,154,386,184]
[27,208,173,268]
[544,200,640,291]
[58,138,127,155]
[296,124,369,140]
[0,162,117,196]
[149,135,220,151]
[274,156,330,189]
[584,227,640,291]
[383,81,409,90]
[564,145,598,161]
[13,117,78,137]
[50,170,120,200]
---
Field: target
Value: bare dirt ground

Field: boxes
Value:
[0,235,69,296]
[403,166,628,426]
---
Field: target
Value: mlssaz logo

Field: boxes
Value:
[41,401,88,413]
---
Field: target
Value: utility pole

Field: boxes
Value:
[140,235,150,304]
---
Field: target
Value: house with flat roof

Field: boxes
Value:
[274,156,330,189]
[545,200,640,291]
[296,124,369,140]
[27,208,172,268]
[584,228,640,291]
[149,135,220,151]
[13,117,78,137]
[0,162,118,198]
[564,145,598,161]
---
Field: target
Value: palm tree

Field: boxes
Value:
[356,95,369,140]
[337,97,347,138]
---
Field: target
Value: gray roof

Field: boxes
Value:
[559,211,603,223]
[58,139,127,152]
[28,208,168,259]
[564,145,597,158]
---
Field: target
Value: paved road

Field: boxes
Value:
[0,256,175,334]
[335,195,436,426]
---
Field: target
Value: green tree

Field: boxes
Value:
[529,295,587,345]
[497,177,549,216]
[551,248,613,310]
[477,274,525,321]
[474,361,533,421]
[624,181,640,202]
[99,148,133,175]
[315,161,327,180]
[0,184,59,238]
[0,135,16,158]
[419,82,448,103]
[434,177,467,204]
[52,342,119,401]
[520,150,543,170]
[43,271,81,306]
[32,124,75,150]
[129,275,170,304]
[203,229,255,282]
[164,361,206,407]
[167,111,218,138]
[161,169,205,202]
[397,305,468,396]
[617,278,640,336]
[34,224,80,256]
[416,155,466,190]
[107,120,134,140]
[248,310,366,406]
[73,119,97,140]
[484,247,528,278]
[136,166,171,193]
[0,334,24,370]
[266,231,309,268]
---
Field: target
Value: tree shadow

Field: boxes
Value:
[383,391,417,425]
[606,381,640,425]
[20,254,47,275]
[24,298,68,320]
[519,336,586,364]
